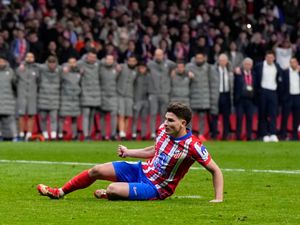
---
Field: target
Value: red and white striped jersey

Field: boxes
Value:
[142,125,211,199]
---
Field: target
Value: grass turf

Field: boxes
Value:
[0,141,299,225]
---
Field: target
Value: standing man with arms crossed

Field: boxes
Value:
[37,102,223,202]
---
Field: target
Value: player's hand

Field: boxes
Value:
[62,66,69,74]
[209,199,223,203]
[118,145,128,158]
[234,67,241,75]
[19,63,25,72]
[188,71,195,79]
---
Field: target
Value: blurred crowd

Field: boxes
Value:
[0,0,299,142]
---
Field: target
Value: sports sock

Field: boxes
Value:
[62,170,96,195]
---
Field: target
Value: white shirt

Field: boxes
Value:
[261,61,277,90]
[218,66,230,93]
[275,47,292,70]
[289,68,300,95]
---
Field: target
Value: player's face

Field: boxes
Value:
[68,58,77,68]
[138,65,147,74]
[47,61,57,70]
[265,54,275,65]
[105,55,114,66]
[177,63,185,74]
[0,58,7,69]
[290,58,298,70]
[164,112,186,137]
[87,53,97,64]
[243,60,253,71]
[127,57,137,68]
[218,55,228,67]
[25,53,35,64]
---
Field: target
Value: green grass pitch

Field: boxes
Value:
[0,141,299,225]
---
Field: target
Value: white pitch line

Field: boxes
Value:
[172,195,202,199]
[0,159,300,175]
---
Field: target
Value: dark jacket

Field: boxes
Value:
[280,69,300,106]
[234,70,256,106]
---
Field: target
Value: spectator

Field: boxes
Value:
[27,32,44,63]
[10,28,29,67]
[227,41,244,70]
[43,41,58,62]
[58,38,79,64]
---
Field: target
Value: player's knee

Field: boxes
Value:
[106,183,119,196]
[89,164,104,178]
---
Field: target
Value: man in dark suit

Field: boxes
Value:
[280,57,300,140]
[234,58,256,140]
[254,51,282,142]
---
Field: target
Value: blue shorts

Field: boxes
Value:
[112,161,159,200]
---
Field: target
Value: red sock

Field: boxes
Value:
[62,170,96,195]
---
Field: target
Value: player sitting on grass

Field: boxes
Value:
[37,102,224,202]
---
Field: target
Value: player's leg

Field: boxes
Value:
[89,107,96,138]
[100,109,107,139]
[131,102,140,139]
[140,101,149,139]
[71,116,78,139]
[124,98,133,139]
[18,116,25,139]
[149,94,158,138]
[118,96,125,139]
[49,109,58,140]
[25,116,35,141]
[94,161,159,200]
[58,116,65,139]
[110,110,118,140]
[82,107,90,139]
[95,182,159,201]
[39,110,48,139]
[37,162,117,199]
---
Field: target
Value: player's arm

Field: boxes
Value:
[204,159,224,203]
[117,145,155,159]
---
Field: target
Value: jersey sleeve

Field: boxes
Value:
[192,142,211,166]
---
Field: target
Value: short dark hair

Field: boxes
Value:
[166,102,192,125]
[265,50,275,56]
[47,55,57,63]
